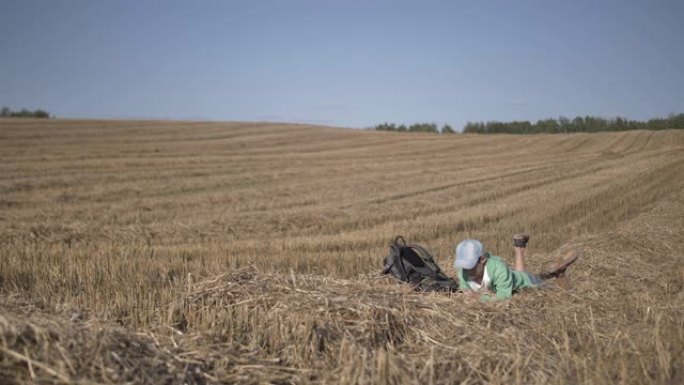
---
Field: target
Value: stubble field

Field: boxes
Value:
[0,119,683,384]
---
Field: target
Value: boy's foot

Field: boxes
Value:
[555,271,573,290]
[539,249,579,280]
[513,234,530,248]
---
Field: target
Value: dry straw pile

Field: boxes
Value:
[1,120,683,384]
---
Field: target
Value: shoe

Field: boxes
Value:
[554,271,573,290]
[513,234,530,248]
[539,249,578,280]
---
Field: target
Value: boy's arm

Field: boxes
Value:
[456,268,471,291]
[481,259,514,302]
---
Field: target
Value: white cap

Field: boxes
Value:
[454,239,484,269]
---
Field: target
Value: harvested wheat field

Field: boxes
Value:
[0,119,683,384]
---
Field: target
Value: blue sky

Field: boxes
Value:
[1,0,682,130]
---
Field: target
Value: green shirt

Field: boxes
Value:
[457,253,540,301]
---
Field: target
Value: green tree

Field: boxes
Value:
[668,113,684,129]
[34,109,50,118]
[535,118,559,133]
[0,107,51,118]
[441,124,455,134]
[463,122,486,133]
[408,123,438,133]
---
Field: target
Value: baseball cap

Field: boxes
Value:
[454,239,484,270]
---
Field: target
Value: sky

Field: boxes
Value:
[1,0,683,130]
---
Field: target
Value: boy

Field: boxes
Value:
[454,235,578,301]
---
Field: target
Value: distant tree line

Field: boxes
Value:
[373,122,455,134]
[463,114,684,134]
[1,106,52,119]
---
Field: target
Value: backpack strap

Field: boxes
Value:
[394,236,406,247]
[408,243,443,278]
[393,239,411,280]
[381,237,404,277]
[382,240,402,275]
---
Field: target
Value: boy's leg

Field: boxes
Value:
[513,234,530,272]
[514,247,526,272]
[539,249,579,280]
[554,271,572,290]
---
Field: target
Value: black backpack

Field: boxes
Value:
[381,236,459,293]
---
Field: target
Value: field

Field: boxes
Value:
[0,119,683,384]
